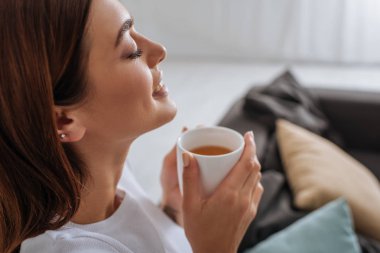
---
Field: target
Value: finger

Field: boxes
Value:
[182,153,202,208]
[172,126,188,151]
[244,182,264,221]
[168,143,177,157]
[163,146,177,169]
[171,126,188,154]
[252,183,264,209]
[165,127,189,161]
[241,155,261,189]
[243,156,261,192]
[242,168,261,196]
[221,131,257,190]
[241,170,254,193]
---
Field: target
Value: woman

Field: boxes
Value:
[0,0,263,252]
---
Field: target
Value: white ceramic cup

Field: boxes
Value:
[177,126,244,196]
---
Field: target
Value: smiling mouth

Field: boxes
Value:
[152,70,169,98]
[152,82,169,99]
[153,83,164,93]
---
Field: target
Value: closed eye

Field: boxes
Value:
[122,48,143,60]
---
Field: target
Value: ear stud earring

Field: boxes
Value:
[59,133,67,140]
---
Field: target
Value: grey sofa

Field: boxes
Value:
[218,72,380,252]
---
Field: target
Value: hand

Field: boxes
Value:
[182,131,263,253]
[160,127,187,225]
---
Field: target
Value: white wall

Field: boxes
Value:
[124,0,380,64]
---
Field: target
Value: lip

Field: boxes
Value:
[152,70,169,99]
[152,83,169,99]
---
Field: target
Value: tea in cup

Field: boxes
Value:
[177,126,244,195]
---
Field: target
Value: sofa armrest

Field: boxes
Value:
[310,88,380,152]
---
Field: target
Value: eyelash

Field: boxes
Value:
[123,48,143,60]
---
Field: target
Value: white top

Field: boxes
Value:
[20,164,193,253]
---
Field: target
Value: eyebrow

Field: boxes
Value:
[114,18,134,48]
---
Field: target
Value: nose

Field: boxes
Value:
[144,37,167,68]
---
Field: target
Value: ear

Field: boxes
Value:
[54,107,86,143]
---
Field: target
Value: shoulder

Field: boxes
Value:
[21,227,133,253]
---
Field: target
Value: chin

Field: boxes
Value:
[157,99,177,126]
[143,99,177,134]
[122,100,177,141]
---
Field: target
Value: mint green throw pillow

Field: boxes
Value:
[246,199,361,253]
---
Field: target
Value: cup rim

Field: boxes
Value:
[177,126,244,158]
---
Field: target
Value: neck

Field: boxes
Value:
[70,134,133,224]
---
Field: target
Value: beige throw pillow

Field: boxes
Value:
[276,119,380,241]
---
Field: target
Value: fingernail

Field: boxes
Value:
[248,131,254,142]
[182,152,190,168]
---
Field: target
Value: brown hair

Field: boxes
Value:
[0,0,92,252]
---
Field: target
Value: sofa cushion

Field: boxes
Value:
[348,149,380,181]
[246,199,361,253]
[276,119,380,241]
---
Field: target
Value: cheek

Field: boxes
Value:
[99,65,154,123]
[84,60,168,138]
[115,66,153,112]
[97,62,152,102]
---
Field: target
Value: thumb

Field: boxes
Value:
[182,152,201,208]
[167,126,188,158]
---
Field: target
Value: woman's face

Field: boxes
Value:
[75,0,176,141]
